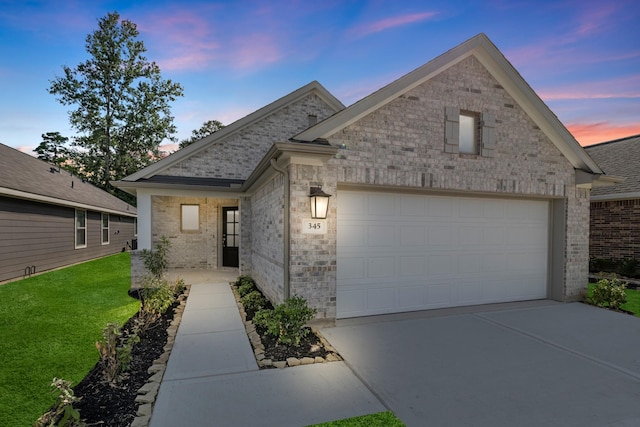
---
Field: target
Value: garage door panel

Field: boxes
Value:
[368,257,395,278]
[398,285,427,309]
[337,191,549,318]
[368,224,395,247]
[399,256,427,276]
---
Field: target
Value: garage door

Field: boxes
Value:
[337,191,549,318]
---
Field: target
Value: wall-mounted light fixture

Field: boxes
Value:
[309,186,331,219]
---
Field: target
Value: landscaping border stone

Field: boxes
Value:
[129,285,190,427]
[230,283,342,369]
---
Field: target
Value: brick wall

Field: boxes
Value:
[590,199,640,261]
[162,93,337,180]
[248,174,286,304]
[151,196,237,270]
[288,163,338,319]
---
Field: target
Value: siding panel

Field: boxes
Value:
[0,196,136,282]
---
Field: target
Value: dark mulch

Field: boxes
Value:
[233,283,334,365]
[72,297,178,427]
[259,326,330,361]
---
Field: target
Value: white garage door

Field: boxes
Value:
[337,191,549,318]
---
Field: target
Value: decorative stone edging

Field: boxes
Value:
[231,284,342,369]
[129,285,191,427]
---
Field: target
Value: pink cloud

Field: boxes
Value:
[538,75,640,101]
[137,7,288,72]
[568,122,640,146]
[349,12,438,38]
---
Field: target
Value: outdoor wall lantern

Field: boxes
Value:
[309,186,331,219]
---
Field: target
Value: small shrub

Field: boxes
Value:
[253,295,316,346]
[95,322,139,384]
[237,278,256,297]
[140,277,175,317]
[588,276,628,311]
[34,378,86,427]
[140,236,171,278]
[241,290,267,312]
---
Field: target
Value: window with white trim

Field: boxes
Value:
[101,213,109,245]
[75,209,87,249]
[444,107,496,157]
[181,205,199,231]
[133,218,138,237]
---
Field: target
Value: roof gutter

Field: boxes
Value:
[0,186,137,217]
[269,157,291,300]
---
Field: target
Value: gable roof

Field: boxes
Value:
[0,143,136,216]
[585,134,640,199]
[295,33,603,175]
[120,80,344,183]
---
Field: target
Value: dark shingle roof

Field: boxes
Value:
[0,143,136,215]
[585,134,640,197]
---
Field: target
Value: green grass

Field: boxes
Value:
[307,411,405,427]
[0,253,139,426]
[587,283,640,317]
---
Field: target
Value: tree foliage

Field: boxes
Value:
[48,11,183,198]
[179,119,224,149]
[33,132,72,169]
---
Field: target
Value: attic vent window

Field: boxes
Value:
[308,115,318,127]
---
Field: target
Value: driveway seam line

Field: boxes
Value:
[474,313,640,383]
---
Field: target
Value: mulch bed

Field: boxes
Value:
[52,281,333,425]
[232,283,336,365]
[70,295,178,427]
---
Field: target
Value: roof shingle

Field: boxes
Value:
[0,143,136,215]
[585,134,640,197]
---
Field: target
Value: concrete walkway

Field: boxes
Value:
[150,271,385,427]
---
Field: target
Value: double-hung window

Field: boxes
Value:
[101,213,109,245]
[75,209,87,249]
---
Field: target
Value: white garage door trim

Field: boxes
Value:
[337,191,549,318]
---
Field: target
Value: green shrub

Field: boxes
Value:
[140,236,171,278]
[34,378,85,427]
[588,277,628,311]
[237,277,256,297]
[94,322,140,384]
[241,290,267,312]
[253,295,316,346]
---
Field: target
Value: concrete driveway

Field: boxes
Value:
[320,301,640,427]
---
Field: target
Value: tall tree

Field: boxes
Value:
[48,11,184,193]
[179,119,225,149]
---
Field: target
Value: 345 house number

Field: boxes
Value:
[303,219,326,234]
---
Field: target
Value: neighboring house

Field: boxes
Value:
[585,134,640,262]
[0,143,137,283]
[115,34,612,320]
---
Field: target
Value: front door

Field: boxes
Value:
[222,207,239,267]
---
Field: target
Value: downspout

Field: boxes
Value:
[270,158,291,299]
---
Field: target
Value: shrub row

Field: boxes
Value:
[234,276,316,347]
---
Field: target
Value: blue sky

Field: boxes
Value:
[1,0,638,155]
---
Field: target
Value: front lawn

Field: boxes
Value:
[587,283,640,317]
[307,411,405,427]
[0,253,139,426]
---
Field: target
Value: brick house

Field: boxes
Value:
[0,143,137,283]
[585,134,639,262]
[115,34,612,320]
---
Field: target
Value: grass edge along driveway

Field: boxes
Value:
[0,253,139,427]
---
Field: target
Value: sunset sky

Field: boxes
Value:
[1,0,638,155]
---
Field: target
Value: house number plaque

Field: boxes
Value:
[303,219,326,234]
